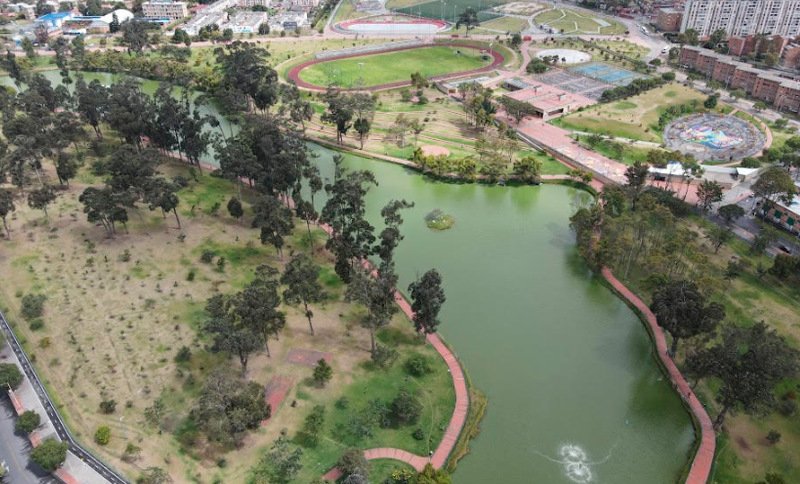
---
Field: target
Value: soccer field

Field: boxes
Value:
[297,46,494,88]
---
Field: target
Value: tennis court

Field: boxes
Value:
[570,62,644,86]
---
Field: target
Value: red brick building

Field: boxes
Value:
[680,45,800,111]
[656,7,683,32]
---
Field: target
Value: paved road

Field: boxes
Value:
[0,397,58,484]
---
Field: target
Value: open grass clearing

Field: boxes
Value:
[552,84,708,142]
[479,15,528,32]
[297,45,494,89]
[0,150,456,483]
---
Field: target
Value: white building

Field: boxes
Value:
[268,10,307,31]
[99,8,134,24]
[286,0,318,7]
[681,0,800,37]
[221,11,266,33]
[142,0,188,20]
[238,0,270,7]
[183,10,227,34]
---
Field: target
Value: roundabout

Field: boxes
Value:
[287,43,504,91]
[663,113,766,162]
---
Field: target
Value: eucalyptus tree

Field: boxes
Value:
[236,266,285,358]
[280,82,314,132]
[105,78,155,149]
[408,269,446,336]
[143,177,182,228]
[74,76,108,140]
[204,293,263,373]
[214,41,279,114]
[321,90,354,144]
[242,116,310,198]
[650,279,725,356]
[27,184,56,221]
[78,186,134,237]
[54,153,78,187]
[346,262,399,352]
[281,253,326,335]
[93,144,160,195]
[252,194,294,260]
[320,155,377,282]
[293,195,318,253]
[0,188,15,239]
[215,137,257,200]
[374,199,414,267]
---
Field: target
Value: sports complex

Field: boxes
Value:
[287,41,504,90]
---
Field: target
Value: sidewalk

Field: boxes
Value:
[1,343,111,484]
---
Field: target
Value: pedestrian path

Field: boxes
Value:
[601,267,715,484]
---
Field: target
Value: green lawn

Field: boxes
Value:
[479,15,528,32]
[533,8,625,35]
[577,135,654,165]
[297,46,493,88]
[552,84,708,142]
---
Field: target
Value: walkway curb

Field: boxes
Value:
[600,267,715,484]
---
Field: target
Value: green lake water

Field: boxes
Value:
[12,71,696,483]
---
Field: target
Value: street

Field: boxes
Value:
[0,397,57,484]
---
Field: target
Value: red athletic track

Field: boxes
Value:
[287,43,505,92]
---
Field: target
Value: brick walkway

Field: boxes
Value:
[601,267,715,484]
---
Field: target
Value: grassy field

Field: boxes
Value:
[533,7,625,35]
[479,15,528,32]
[297,46,493,88]
[0,150,456,483]
[576,135,654,165]
[552,84,709,142]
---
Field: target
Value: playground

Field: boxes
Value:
[290,43,503,90]
[663,113,766,162]
[534,7,625,35]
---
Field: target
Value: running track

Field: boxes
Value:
[287,43,505,91]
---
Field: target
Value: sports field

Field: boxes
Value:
[534,7,625,34]
[297,46,494,88]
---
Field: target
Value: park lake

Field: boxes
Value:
[2,71,696,483]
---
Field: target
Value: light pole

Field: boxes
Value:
[358,62,364,87]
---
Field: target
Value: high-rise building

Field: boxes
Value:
[142,0,188,20]
[680,0,800,37]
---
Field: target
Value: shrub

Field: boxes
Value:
[16,410,41,433]
[412,428,425,440]
[405,355,433,377]
[740,157,761,168]
[175,346,192,363]
[0,363,23,389]
[29,319,45,331]
[186,269,196,281]
[335,397,349,409]
[95,426,111,445]
[766,430,782,445]
[99,399,117,414]
[20,293,47,320]
[200,250,216,263]
[313,359,333,386]
[777,399,797,417]
[371,344,399,368]
[391,388,422,425]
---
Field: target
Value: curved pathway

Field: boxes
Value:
[601,267,715,484]
[286,43,505,91]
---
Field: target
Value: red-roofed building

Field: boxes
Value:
[502,83,595,120]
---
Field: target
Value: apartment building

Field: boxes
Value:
[680,0,800,37]
[142,0,188,20]
[656,7,683,32]
[679,45,800,111]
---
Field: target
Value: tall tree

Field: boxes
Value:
[456,7,480,35]
[204,293,263,373]
[74,77,108,140]
[79,187,134,237]
[752,167,795,219]
[0,188,15,239]
[27,184,56,221]
[320,155,377,283]
[705,225,733,253]
[650,280,725,355]
[252,194,294,259]
[143,177,182,228]
[693,323,799,429]
[345,263,398,352]
[408,269,446,336]
[624,161,649,211]
[237,266,285,357]
[374,199,413,267]
[281,253,326,335]
[696,180,723,211]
